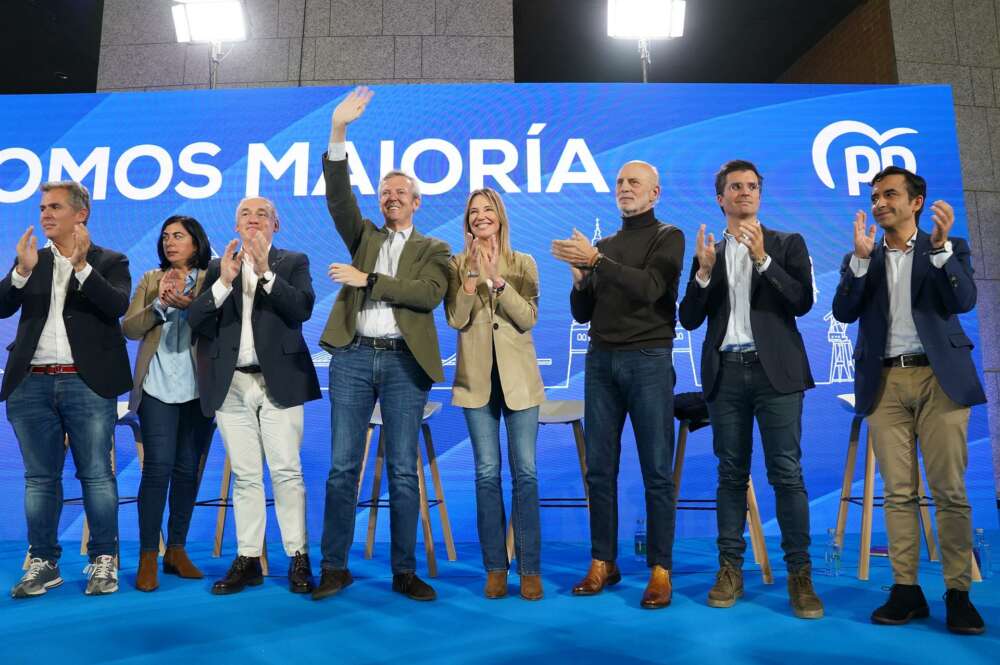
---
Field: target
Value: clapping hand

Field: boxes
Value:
[14,226,38,277]
[929,200,954,249]
[694,224,716,280]
[853,211,876,259]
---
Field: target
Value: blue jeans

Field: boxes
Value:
[137,393,214,552]
[463,365,541,575]
[707,359,810,570]
[321,341,431,574]
[6,373,118,561]
[584,346,676,569]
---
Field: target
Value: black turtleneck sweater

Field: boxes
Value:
[569,208,684,349]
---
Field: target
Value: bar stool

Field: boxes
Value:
[833,393,981,581]
[505,399,588,561]
[358,401,455,578]
[673,391,773,584]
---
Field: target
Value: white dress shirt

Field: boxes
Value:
[849,235,953,357]
[10,245,92,365]
[357,225,412,339]
[211,249,275,368]
[695,227,771,351]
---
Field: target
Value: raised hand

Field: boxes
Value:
[219,239,241,288]
[68,223,91,271]
[929,200,954,249]
[694,224,716,280]
[330,86,374,142]
[853,210,876,259]
[14,226,38,277]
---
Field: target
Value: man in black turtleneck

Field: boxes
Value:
[551,160,683,609]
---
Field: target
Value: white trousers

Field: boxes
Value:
[215,371,307,557]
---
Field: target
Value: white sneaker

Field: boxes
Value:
[84,555,118,595]
[11,558,63,598]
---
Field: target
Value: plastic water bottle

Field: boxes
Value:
[824,527,842,577]
[973,528,992,579]
[634,518,647,560]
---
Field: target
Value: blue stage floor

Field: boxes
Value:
[0,535,996,664]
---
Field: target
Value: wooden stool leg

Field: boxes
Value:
[506,519,515,564]
[858,427,876,581]
[972,549,983,582]
[213,454,232,558]
[746,477,773,584]
[672,421,690,499]
[415,446,437,577]
[423,424,456,561]
[365,431,386,560]
[915,469,938,562]
[357,425,375,501]
[835,415,862,550]
[260,540,269,577]
[570,420,589,504]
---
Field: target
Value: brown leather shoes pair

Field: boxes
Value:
[484,572,543,600]
[571,559,671,608]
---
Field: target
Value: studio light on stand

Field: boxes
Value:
[172,0,248,89]
[607,0,686,83]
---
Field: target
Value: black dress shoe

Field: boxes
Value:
[392,572,436,601]
[311,568,353,601]
[871,584,930,625]
[944,589,985,635]
[288,551,314,594]
[211,556,263,595]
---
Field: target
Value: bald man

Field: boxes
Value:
[551,160,684,609]
[188,197,321,596]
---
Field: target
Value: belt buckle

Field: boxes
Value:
[898,354,912,368]
[373,338,390,350]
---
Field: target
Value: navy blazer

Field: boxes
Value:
[0,244,132,400]
[188,246,321,417]
[831,230,986,415]
[678,225,815,400]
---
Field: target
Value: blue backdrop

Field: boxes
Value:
[0,83,992,548]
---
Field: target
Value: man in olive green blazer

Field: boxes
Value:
[313,86,450,603]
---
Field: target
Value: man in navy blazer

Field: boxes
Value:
[832,166,986,635]
[679,160,822,619]
[188,197,321,596]
[1,181,131,598]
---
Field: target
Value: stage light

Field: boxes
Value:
[172,0,247,44]
[607,0,686,82]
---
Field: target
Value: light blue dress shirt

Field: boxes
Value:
[142,270,199,404]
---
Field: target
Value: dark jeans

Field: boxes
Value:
[707,359,810,571]
[463,365,541,575]
[137,392,214,552]
[321,341,431,575]
[6,373,118,561]
[584,346,676,569]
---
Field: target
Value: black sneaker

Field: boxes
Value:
[392,572,436,601]
[871,584,930,625]
[211,555,263,595]
[944,589,985,635]
[288,551,314,594]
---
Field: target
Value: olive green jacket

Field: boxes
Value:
[320,156,450,383]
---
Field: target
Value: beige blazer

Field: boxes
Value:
[122,268,207,412]
[446,251,545,410]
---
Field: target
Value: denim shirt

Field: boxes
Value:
[142,270,199,404]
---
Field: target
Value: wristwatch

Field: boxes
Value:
[366,272,379,289]
[493,280,506,296]
[752,254,768,269]
[466,270,480,279]
[258,270,274,285]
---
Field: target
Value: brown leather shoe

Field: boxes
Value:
[163,546,204,579]
[572,559,621,595]
[135,550,158,592]
[641,564,672,609]
[484,571,508,599]
[788,564,824,619]
[520,574,543,601]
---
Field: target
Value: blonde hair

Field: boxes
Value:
[461,188,513,269]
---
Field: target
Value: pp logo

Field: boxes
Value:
[812,120,918,196]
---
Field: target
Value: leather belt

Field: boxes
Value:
[235,365,262,374]
[355,336,408,352]
[883,353,929,368]
[721,350,760,364]
[30,364,78,375]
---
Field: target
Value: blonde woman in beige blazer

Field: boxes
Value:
[122,215,214,592]
[446,188,545,601]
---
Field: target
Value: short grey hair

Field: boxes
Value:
[236,196,280,223]
[41,180,91,216]
[379,170,421,199]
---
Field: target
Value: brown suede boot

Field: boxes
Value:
[640,565,672,609]
[135,551,159,592]
[788,564,824,619]
[519,575,543,601]
[572,559,621,595]
[163,546,204,579]
[484,571,508,599]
